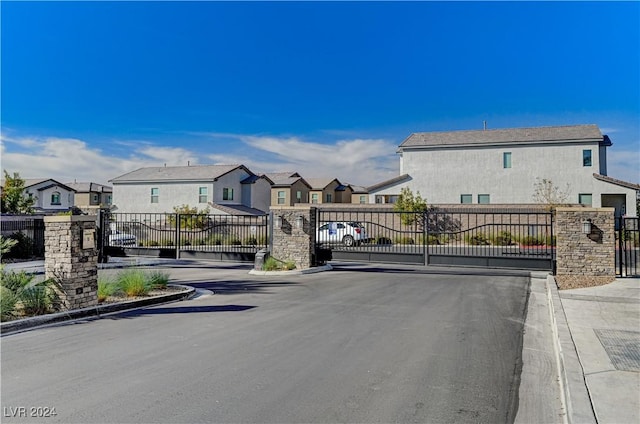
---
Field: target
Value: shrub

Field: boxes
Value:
[117,269,152,297]
[0,270,59,319]
[283,260,296,271]
[3,232,34,259]
[493,231,513,246]
[97,276,121,303]
[243,236,258,246]
[0,285,19,321]
[147,271,169,289]
[19,283,59,316]
[394,236,415,245]
[519,235,545,246]
[263,257,280,271]
[467,233,490,245]
[375,236,393,245]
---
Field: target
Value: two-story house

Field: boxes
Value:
[267,172,312,206]
[22,179,76,213]
[110,164,271,215]
[66,182,113,212]
[306,178,353,204]
[368,125,638,216]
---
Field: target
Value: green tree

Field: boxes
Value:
[169,204,211,229]
[532,178,570,211]
[1,171,35,214]
[394,187,428,226]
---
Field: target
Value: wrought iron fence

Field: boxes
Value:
[102,212,269,259]
[315,207,554,269]
[0,215,46,258]
[616,217,639,277]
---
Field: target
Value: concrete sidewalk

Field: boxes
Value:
[549,276,640,424]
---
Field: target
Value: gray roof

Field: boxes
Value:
[23,179,75,192]
[110,164,251,183]
[593,174,640,190]
[306,178,340,190]
[399,125,606,149]
[66,182,112,193]
[367,174,411,193]
[264,172,301,183]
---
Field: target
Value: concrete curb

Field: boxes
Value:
[546,275,597,424]
[248,264,333,276]
[0,284,195,336]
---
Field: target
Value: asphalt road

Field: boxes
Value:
[2,263,533,423]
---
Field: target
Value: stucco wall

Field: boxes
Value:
[400,142,602,205]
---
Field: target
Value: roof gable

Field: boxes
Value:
[306,178,341,190]
[399,125,605,150]
[23,179,75,192]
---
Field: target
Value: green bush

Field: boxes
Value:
[467,233,490,245]
[147,271,169,289]
[375,236,393,245]
[492,231,513,246]
[117,269,153,297]
[263,257,280,271]
[3,232,35,259]
[243,236,258,246]
[0,285,19,321]
[519,235,545,246]
[394,236,415,245]
[0,270,59,320]
[97,277,120,303]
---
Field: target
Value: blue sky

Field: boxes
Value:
[2,1,639,186]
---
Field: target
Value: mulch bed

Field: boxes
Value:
[555,275,616,290]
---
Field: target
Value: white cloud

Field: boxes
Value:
[0,131,400,187]
[606,148,640,184]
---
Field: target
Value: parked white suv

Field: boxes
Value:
[316,222,368,247]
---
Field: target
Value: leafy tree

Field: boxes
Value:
[1,171,35,214]
[532,178,570,211]
[169,204,211,229]
[394,187,428,226]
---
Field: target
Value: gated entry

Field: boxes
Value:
[316,207,554,270]
[100,211,268,262]
[616,217,639,277]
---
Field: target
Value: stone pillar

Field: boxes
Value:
[555,207,616,289]
[270,206,317,269]
[44,215,98,310]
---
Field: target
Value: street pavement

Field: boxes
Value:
[1,259,638,423]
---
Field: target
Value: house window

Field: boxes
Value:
[583,149,592,167]
[503,152,512,169]
[326,193,333,203]
[579,193,592,207]
[223,188,234,201]
[478,194,490,204]
[92,194,99,203]
[296,191,302,203]
[106,195,112,205]
[311,193,319,204]
[51,192,61,205]
[359,195,367,204]
[150,188,159,203]
[460,194,472,204]
[199,187,208,203]
[277,191,286,205]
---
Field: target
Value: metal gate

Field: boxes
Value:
[617,217,639,277]
[315,208,554,270]
[99,211,268,262]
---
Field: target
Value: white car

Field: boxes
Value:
[316,222,368,247]
[108,230,137,246]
